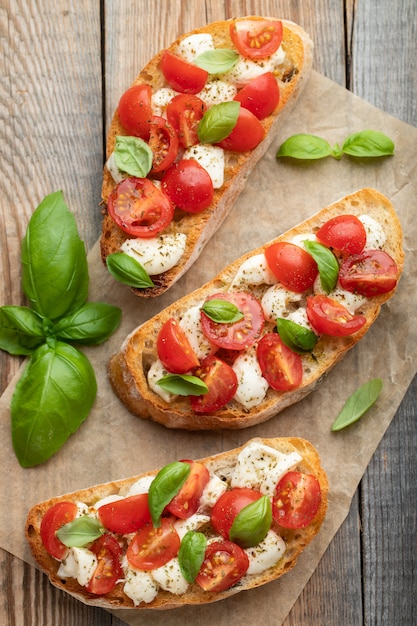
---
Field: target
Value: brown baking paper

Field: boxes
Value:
[0,72,416,626]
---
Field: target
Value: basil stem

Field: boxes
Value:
[106,252,154,288]
[156,374,208,396]
[331,378,383,431]
[56,516,105,547]
[229,495,272,548]
[201,298,243,323]
[303,240,339,293]
[178,531,207,583]
[277,318,318,354]
[148,461,191,527]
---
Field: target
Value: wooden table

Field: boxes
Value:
[1,1,415,624]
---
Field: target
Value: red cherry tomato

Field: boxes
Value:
[200,292,265,350]
[148,116,179,174]
[256,333,303,391]
[190,355,238,413]
[196,540,249,592]
[117,84,153,139]
[97,494,151,534]
[211,488,262,539]
[126,518,180,570]
[40,501,78,559]
[166,94,207,148]
[161,159,214,213]
[107,177,174,238]
[161,50,208,94]
[230,18,283,59]
[217,107,265,151]
[166,460,210,519]
[85,534,123,595]
[157,317,200,374]
[272,471,322,529]
[339,249,399,296]
[234,72,280,119]
[265,241,318,293]
[306,295,367,336]
[316,215,367,255]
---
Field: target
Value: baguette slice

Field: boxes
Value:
[25,436,328,610]
[100,17,313,297]
[108,188,404,430]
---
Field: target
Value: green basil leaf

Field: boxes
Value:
[114,135,153,177]
[277,318,318,354]
[56,516,105,547]
[201,299,243,323]
[11,341,97,467]
[21,191,88,320]
[276,134,332,160]
[178,531,207,583]
[0,306,45,355]
[303,240,339,293]
[229,495,272,548]
[198,101,240,144]
[342,130,395,158]
[106,252,154,288]
[194,48,239,73]
[148,461,191,527]
[156,374,208,396]
[54,302,122,345]
[331,378,383,431]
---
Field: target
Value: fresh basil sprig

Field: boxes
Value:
[148,461,191,527]
[198,101,240,144]
[303,240,339,293]
[114,135,153,178]
[178,530,207,583]
[277,318,318,354]
[201,299,243,323]
[156,374,208,396]
[106,252,154,288]
[194,49,239,73]
[229,495,272,548]
[331,378,383,431]
[56,516,105,547]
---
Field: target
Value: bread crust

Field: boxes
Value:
[25,436,328,609]
[100,17,313,297]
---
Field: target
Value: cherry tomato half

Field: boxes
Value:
[118,84,153,139]
[161,50,208,94]
[148,115,179,174]
[234,72,280,120]
[265,241,318,293]
[217,107,265,152]
[40,501,78,560]
[166,460,210,519]
[230,18,283,59]
[97,494,151,534]
[166,94,207,148]
[211,487,262,539]
[316,215,367,255]
[196,540,249,592]
[161,159,214,213]
[157,317,200,374]
[272,471,321,529]
[256,333,303,391]
[107,177,174,238]
[190,355,238,413]
[306,294,367,336]
[126,518,180,570]
[339,249,399,297]
[85,534,123,595]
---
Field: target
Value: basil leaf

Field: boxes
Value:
[106,252,154,288]
[331,378,383,431]
[201,299,243,323]
[194,49,239,73]
[54,302,122,345]
[303,240,339,293]
[56,516,105,547]
[0,306,45,355]
[198,101,240,144]
[114,135,153,177]
[156,374,208,396]
[229,495,272,548]
[11,340,97,467]
[342,130,395,158]
[21,191,88,320]
[277,134,332,160]
[277,318,318,354]
[178,531,207,583]
[148,461,191,527]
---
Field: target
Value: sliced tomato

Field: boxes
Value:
[200,292,265,350]
[211,488,262,539]
[339,249,399,296]
[97,494,151,534]
[157,317,200,374]
[316,215,367,255]
[256,333,303,391]
[234,72,280,119]
[272,471,322,529]
[117,84,153,139]
[40,501,78,560]
[161,50,208,94]
[161,159,214,213]
[230,18,283,59]
[126,518,180,570]
[107,177,174,238]
[217,107,265,152]
[166,460,210,519]
[166,94,207,148]
[148,116,179,174]
[190,355,238,413]
[85,534,123,595]
[306,294,367,336]
[265,241,318,293]
[196,540,249,592]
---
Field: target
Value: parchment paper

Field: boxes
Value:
[0,72,416,626]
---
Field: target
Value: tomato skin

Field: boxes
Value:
[85,534,123,595]
[272,471,322,529]
[316,215,367,255]
[234,72,280,119]
[148,116,179,174]
[97,494,151,534]
[190,355,238,413]
[265,241,318,293]
[211,488,262,539]
[166,460,210,519]
[339,249,399,296]
[230,18,283,59]
[196,540,249,592]
[118,84,153,139]
[217,107,265,152]
[157,317,200,374]
[161,50,208,94]
[107,177,174,238]
[161,159,214,213]
[40,501,78,560]
[126,518,180,570]
[166,94,207,148]
[306,295,367,336]
[256,333,303,391]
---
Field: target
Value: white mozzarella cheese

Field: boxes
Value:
[123,564,159,605]
[183,144,225,188]
[287,306,315,331]
[359,214,387,249]
[177,33,214,62]
[57,547,98,587]
[221,45,285,86]
[232,348,269,409]
[198,80,238,106]
[105,152,125,184]
[151,557,189,594]
[120,234,186,276]
[245,530,286,575]
[230,254,277,290]
[126,475,155,496]
[313,275,367,314]
[198,474,228,512]
[147,359,175,403]
[151,87,178,116]
[261,284,304,323]
[93,494,124,510]
[174,513,210,540]
[289,232,317,248]
[179,303,216,359]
